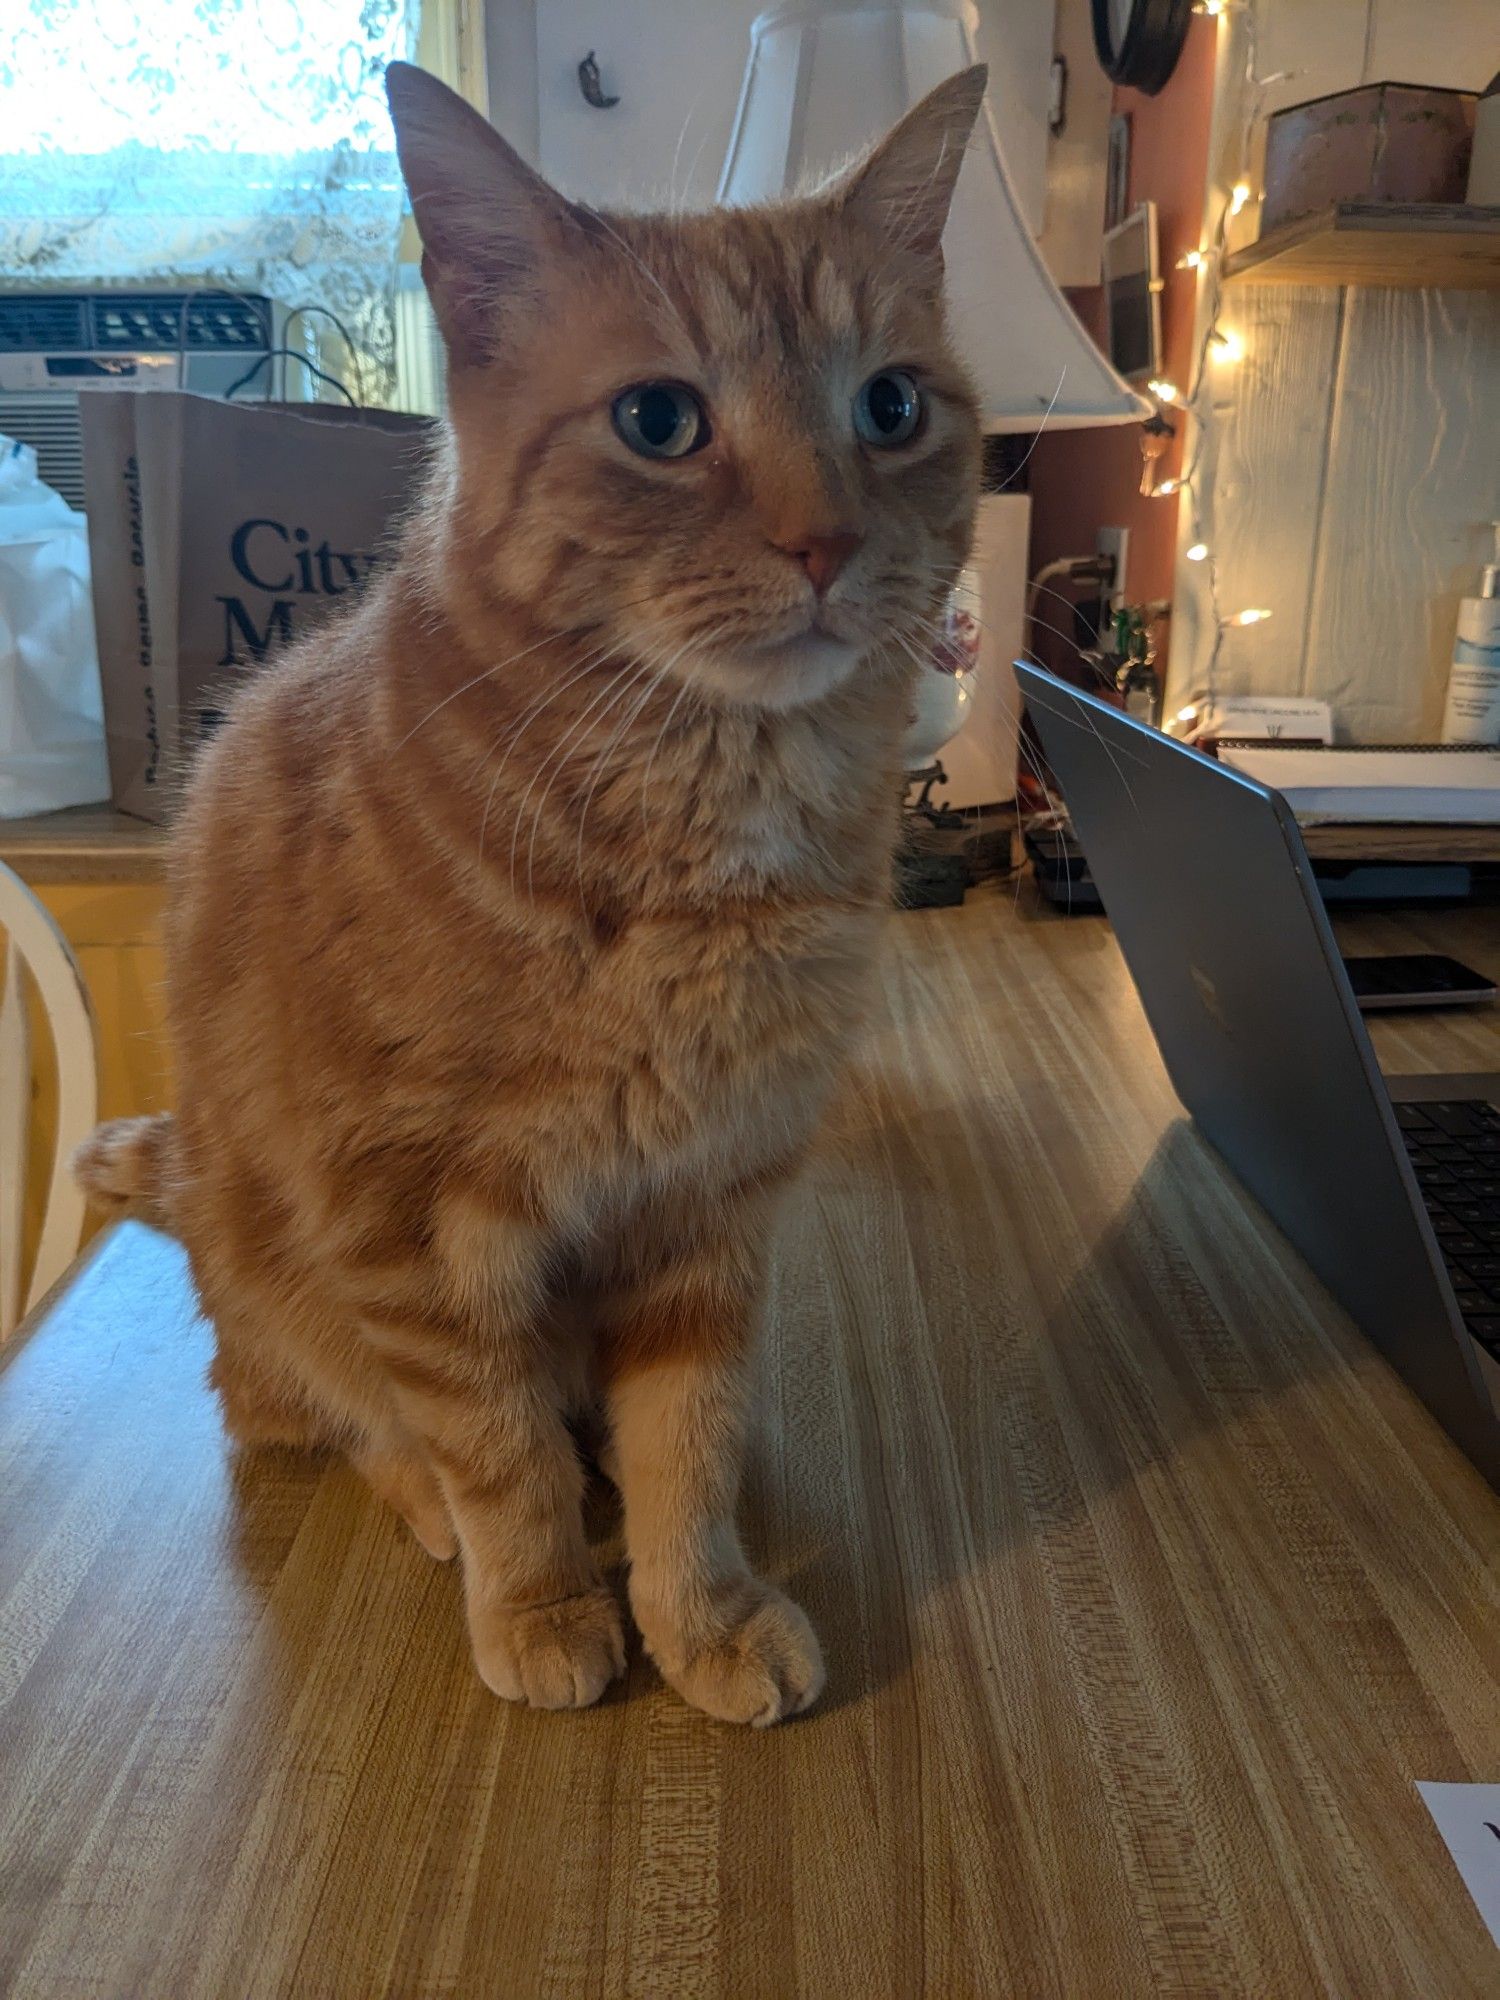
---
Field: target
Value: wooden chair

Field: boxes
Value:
[0,859,99,1336]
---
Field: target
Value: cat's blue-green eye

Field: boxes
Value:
[612,382,709,460]
[854,370,923,448]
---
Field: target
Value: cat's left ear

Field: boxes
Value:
[832,64,988,268]
[386,61,587,365]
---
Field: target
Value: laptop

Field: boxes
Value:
[1017,663,1500,1487]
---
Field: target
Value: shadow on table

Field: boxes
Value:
[212,1093,1364,1728]
[762,1090,1363,1717]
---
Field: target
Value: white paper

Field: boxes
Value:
[1206,694,1333,742]
[1415,1781,1500,1948]
[1218,743,1500,825]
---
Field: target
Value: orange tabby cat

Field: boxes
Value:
[75,59,984,1724]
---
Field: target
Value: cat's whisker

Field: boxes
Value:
[518,654,663,903]
[483,638,617,784]
[875,580,1119,695]
[677,124,718,213]
[890,568,1151,824]
[398,575,675,765]
[574,649,685,913]
[992,369,1066,493]
[526,659,668,905]
[893,579,1146,821]
[1010,679,1074,911]
[667,92,711,214]
[638,660,704,849]
[900,598,1145,823]
[477,639,621,865]
[393,629,559,749]
[841,609,1085,870]
[503,660,631,891]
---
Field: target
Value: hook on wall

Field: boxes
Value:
[577,51,620,110]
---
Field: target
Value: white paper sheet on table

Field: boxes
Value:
[1415,1781,1500,1948]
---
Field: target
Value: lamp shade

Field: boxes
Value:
[719,0,1149,432]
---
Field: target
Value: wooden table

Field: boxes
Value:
[0,804,168,887]
[2,891,1497,1999]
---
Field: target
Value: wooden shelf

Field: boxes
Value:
[1223,202,1500,289]
[1298,821,1500,864]
[0,804,167,885]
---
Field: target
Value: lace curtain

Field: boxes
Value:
[0,0,422,395]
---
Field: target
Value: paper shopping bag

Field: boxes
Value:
[81,391,432,823]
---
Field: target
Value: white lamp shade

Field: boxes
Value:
[719,0,1149,432]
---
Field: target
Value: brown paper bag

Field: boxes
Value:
[81,391,432,823]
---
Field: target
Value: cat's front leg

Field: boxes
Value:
[601,1215,824,1727]
[357,1223,624,1710]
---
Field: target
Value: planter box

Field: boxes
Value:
[1263,83,1477,235]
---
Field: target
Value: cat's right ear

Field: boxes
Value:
[386,62,581,366]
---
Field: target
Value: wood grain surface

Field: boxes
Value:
[0,807,168,888]
[1223,203,1500,291]
[1,891,1497,1999]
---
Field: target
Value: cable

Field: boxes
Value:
[223,347,359,408]
[1027,555,1119,685]
[280,304,368,405]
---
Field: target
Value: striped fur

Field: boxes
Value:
[77,61,986,1723]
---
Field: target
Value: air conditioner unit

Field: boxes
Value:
[0,289,287,509]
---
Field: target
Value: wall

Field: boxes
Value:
[485,0,1055,213]
[1024,17,1219,673]
[1171,0,1500,740]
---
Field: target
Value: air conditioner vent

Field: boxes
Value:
[0,296,88,353]
[0,394,85,509]
[91,293,272,353]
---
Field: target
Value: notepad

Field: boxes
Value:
[1217,742,1500,824]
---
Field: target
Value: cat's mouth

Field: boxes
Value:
[688,621,863,712]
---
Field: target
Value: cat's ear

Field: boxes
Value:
[386,61,582,365]
[832,65,988,268]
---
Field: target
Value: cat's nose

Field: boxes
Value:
[773,529,863,598]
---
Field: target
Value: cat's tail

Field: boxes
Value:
[72,1113,177,1230]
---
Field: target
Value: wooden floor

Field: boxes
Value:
[2,891,1498,1998]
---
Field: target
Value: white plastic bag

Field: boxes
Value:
[0,435,110,817]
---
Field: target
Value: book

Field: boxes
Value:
[1216,741,1500,824]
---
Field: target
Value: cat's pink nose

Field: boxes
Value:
[773,530,863,598]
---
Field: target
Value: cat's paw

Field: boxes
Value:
[472,1585,626,1710]
[650,1584,824,1727]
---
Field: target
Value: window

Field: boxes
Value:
[0,1,424,392]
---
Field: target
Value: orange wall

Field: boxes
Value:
[1025,17,1218,672]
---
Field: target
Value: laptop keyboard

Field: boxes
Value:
[1396,1100,1500,1359]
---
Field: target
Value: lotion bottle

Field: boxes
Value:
[1440,523,1500,744]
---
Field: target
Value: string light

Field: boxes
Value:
[1154,476,1183,497]
[1161,5,1305,685]
[1148,377,1182,405]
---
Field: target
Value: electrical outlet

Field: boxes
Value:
[1096,526,1129,610]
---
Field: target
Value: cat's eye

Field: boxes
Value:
[612,382,709,460]
[854,370,923,448]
